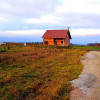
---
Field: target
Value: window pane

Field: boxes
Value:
[61,41,63,43]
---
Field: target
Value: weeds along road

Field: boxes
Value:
[70,51,100,100]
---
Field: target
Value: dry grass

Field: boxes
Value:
[0,44,87,100]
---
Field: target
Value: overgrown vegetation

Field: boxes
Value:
[0,43,90,100]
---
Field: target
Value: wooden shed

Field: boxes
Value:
[42,29,71,46]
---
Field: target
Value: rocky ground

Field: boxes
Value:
[70,51,100,100]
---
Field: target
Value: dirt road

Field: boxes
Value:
[70,51,100,100]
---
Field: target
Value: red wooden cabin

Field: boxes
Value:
[42,30,72,46]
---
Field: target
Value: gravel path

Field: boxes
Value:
[70,51,100,100]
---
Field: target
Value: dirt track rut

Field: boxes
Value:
[70,51,100,100]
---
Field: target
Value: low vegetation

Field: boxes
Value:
[71,45,100,50]
[0,43,92,100]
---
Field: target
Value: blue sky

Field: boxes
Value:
[0,0,100,44]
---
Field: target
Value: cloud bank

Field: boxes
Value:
[0,16,10,23]
[24,0,100,28]
[0,29,100,37]
[0,0,61,17]
[0,30,45,37]
[71,29,100,36]
[1,0,100,28]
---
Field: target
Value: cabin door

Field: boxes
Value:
[54,41,57,45]
[44,41,48,45]
[54,39,57,45]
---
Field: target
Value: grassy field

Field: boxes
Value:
[0,44,92,100]
[71,45,100,50]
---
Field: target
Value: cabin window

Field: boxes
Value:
[61,41,63,43]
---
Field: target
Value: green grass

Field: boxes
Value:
[71,45,100,50]
[0,44,87,100]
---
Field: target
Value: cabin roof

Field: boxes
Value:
[42,30,71,39]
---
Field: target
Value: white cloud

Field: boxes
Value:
[0,0,61,17]
[71,29,100,36]
[0,30,45,37]
[0,29,100,38]
[24,0,100,27]
[58,0,100,14]
[55,0,100,27]
[24,14,60,24]
[0,16,10,23]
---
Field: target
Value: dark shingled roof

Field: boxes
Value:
[42,30,71,39]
